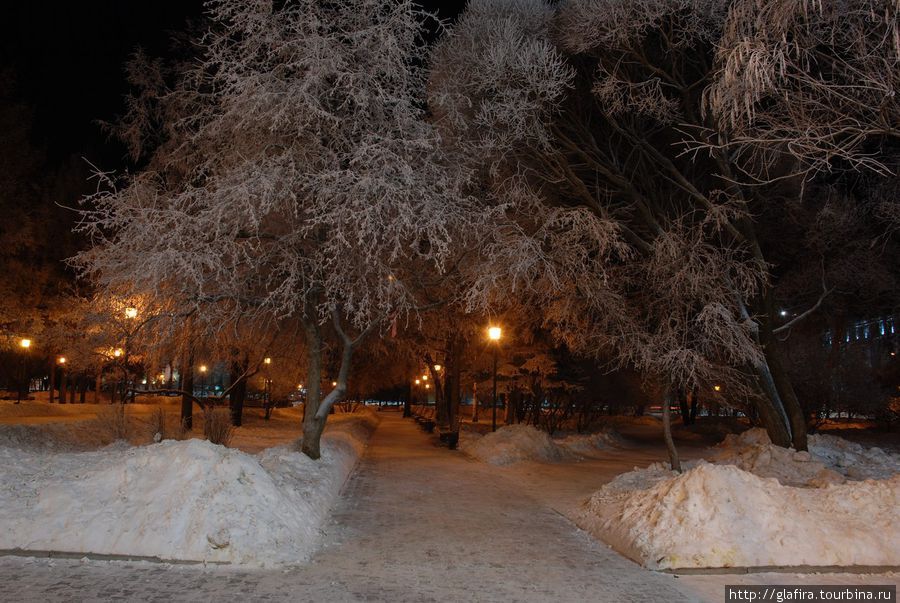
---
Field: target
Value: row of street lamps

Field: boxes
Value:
[412,325,504,432]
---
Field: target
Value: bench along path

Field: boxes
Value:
[0,413,693,602]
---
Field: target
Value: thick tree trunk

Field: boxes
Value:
[662,390,681,473]
[79,377,87,403]
[48,362,56,403]
[757,290,808,451]
[300,309,326,459]
[59,369,67,405]
[181,354,194,430]
[94,371,102,404]
[229,356,248,427]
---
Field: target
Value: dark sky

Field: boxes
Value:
[1,1,465,170]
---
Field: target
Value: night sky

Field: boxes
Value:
[1,1,465,182]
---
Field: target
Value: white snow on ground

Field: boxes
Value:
[460,424,621,465]
[556,429,624,456]
[461,424,570,465]
[579,428,900,569]
[0,412,377,566]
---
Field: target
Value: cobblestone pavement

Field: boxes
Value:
[0,414,694,602]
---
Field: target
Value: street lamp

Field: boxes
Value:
[433,364,442,372]
[199,365,208,400]
[422,374,428,381]
[713,384,722,392]
[125,307,138,319]
[488,326,502,432]
[16,338,32,404]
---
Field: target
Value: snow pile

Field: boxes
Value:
[460,424,572,466]
[808,433,900,480]
[0,414,375,565]
[581,462,900,569]
[580,429,900,569]
[713,428,900,486]
[713,429,843,487]
[556,429,623,456]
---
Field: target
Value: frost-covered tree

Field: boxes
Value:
[74,0,479,458]
[430,0,897,450]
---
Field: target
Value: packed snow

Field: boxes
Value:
[460,424,620,466]
[579,428,900,569]
[0,412,377,566]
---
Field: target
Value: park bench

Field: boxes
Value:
[412,405,436,433]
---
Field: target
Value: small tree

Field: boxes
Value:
[74,0,479,459]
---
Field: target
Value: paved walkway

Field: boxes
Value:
[0,413,692,602]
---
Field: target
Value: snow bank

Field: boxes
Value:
[460,424,572,465]
[556,429,623,456]
[580,429,900,569]
[0,412,376,565]
[714,428,900,486]
[581,462,900,570]
[808,433,900,480]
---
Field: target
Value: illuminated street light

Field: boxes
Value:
[125,307,138,319]
[58,356,66,365]
[422,374,428,381]
[415,379,420,385]
[16,338,33,404]
[425,384,430,389]
[488,326,503,432]
[779,310,788,317]
[264,357,272,365]
[158,373,166,381]
[113,348,123,358]
[433,364,442,372]
[332,381,337,387]
[714,385,722,392]
[199,365,207,373]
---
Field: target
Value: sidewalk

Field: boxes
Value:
[0,412,692,602]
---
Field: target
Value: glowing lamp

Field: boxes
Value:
[488,326,502,341]
[19,338,31,349]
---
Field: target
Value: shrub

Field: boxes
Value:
[203,406,234,446]
[95,404,128,443]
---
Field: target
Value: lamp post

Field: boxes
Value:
[16,338,31,404]
[199,365,208,402]
[488,326,502,432]
[50,356,66,404]
[263,357,272,420]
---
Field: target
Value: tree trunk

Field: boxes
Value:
[678,387,691,425]
[94,371,102,404]
[662,390,681,473]
[757,291,808,451]
[181,354,194,430]
[59,369,67,405]
[48,362,56,403]
[300,310,326,459]
[79,377,88,403]
[472,381,479,422]
[69,378,76,404]
[229,355,248,427]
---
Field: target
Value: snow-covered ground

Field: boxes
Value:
[459,423,621,465]
[578,428,900,569]
[0,410,377,566]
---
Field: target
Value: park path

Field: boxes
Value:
[0,412,694,602]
